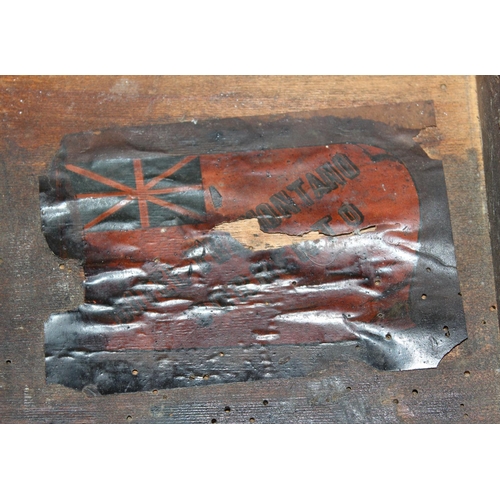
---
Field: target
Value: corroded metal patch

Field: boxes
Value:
[40,104,467,394]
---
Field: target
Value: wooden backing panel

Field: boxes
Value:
[0,76,499,423]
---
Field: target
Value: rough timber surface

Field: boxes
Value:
[0,76,499,423]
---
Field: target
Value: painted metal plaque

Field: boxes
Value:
[40,104,467,394]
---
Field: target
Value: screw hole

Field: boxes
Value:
[249,417,255,423]
[490,305,497,311]
[426,267,431,272]
[219,352,224,357]
[385,333,392,340]
[131,369,138,376]
[464,370,471,377]
[393,399,399,404]
[6,359,11,365]
[460,403,464,407]
[263,400,269,406]
[211,418,217,424]
[412,389,419,395]
[374,278,381,286]
[482,320,487,325]
[346,386,352,391]
[126,415,132,421]
[291,281,297,286]
[59,264,65,270]
[152,389,158,395]
[224,406,231,413]
[421,294,427,300]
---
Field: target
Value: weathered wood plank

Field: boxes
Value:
[1,76,499,423]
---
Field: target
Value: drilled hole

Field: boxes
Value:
[219,352,224,357]
[464,413,469,418]
[426,267,431,272]
[385,333,392,340]
[443,326,450,337]
[263,400,269,406]
[6,359,11,365]
[249,417,255,423]
[346,386,352,391]
[132,369,138,376]
[126,415,132,421]
[393,399,399,404]
[59,264,65,270]
[490,305,497,311]
[374,278,381,286]
[291,281,297,286]
[224,406,231,413]
[464,370,471,377]
[460,403,464,407]
[152,389,158,395]
[421,294,427,300]
[355,344,360,349]
[211,418,217,424]
[482,320,487,325]
[412,389,419,395]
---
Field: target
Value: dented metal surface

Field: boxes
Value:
[39,105,467,394]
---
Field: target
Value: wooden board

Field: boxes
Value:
[1,76,499,423]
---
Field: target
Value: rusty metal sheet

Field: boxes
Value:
[39,105,467,394]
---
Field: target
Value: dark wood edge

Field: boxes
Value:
[477,76,500,325]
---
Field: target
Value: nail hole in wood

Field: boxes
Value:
[224,406,231,413]
[412,389,419,395]
[211,418,217,424]
[464,370,471,377]
[263,400,269,406]
[132,369,138,376]
[249,417,255,423]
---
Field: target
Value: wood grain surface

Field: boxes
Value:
[1,76,499,423]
